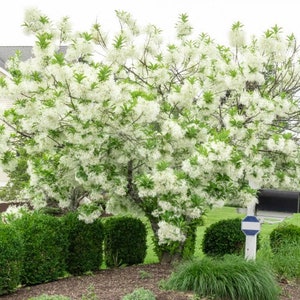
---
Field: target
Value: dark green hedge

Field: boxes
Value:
[13,212,68,285]
[62,212,104,275]
[104,216,147,267]
[0,223,23,295]
[270,223,300,253]
[202,218,247,257]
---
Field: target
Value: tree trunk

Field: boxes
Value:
[147,214,199,264]
[159,251,182,264]
[125,160,198,263]
[147,215,190,264]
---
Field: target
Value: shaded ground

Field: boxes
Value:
[1,263,299,300]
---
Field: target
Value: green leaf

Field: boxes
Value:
[80,32,93,41]
[231,21,244,31]
[136,174,154,189]
[282,132,293,140]
[0,77,6,88]
[36,32,53,49]
[203,91,214,104]
[264,29,273,38]
[261,158,272,168]
[179,13,189,23]
[74,72,86,83]
[113,34,126,49]
[98,65,111,82]
[271,24,282,34]
[196,145,208,157]
[0,124,5,134]
[229,69,237,78]
[10,69,22,84]
[2,151,15,164]
[189,155,198,166]
[30,71,42,82]
[185,126,198,139]
[213,129,230,142]
[156,161,169,171]
[39,15,50,25]
[51,52,65,66]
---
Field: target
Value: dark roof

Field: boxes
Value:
[0,46,33,69]
[0,46,67,70]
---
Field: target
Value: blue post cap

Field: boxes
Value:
[241,215,260,236]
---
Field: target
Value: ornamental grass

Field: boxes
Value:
[164,255,280,300]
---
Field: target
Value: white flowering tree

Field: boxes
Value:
[0,9,299,262]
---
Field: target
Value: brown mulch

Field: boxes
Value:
[0,263,299,300]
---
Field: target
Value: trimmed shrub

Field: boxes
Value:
[182,220,199,259]
[104,216,147,267]
[269,223,300,253]
[202,218,247,256]
[13,212,68,285]
[271,240,300,280]
[122,287,156,300]
[62,212,104,275]
[0,223,23,295]
[164,255,280,300]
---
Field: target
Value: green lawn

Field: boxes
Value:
[144,207,300,263]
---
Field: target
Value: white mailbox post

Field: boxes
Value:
[241,215,261,260]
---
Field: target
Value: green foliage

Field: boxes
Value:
[164,255,280,300]
[122,288,156,300]
[0,148,30,202]
[138,270,152,279]
[0,223,23,295]
[81,284,99,300]
[202,217,246,256]
[98,65,111,82]
[182,221,199,259]
[28,295,71,300]
[152,218,200,263]
[271,240,300,280]
[113,33,126,49]
[13,212,68,285]
[269,223,300,253]
[2,9,300,263]
[62,212,104,275]
[104,216,147,267]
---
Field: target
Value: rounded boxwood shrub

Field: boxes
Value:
[104,216,147,267]
[270,223,300,253]
[202,218,251,257]
[13,212,68,285]
[0,223,23,295]
[62,212,104,275]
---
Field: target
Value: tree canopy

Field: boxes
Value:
[0,9,299,260]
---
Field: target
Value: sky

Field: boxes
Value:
[1,0,300,46]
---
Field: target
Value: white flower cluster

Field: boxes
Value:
[0,10,299,248]
[157,221,186,245]
[161,120,184,139]
[175,14,193,39]
[134,98,160,123]
[1,204,30,224]
[229,29,246,47]
[78,209,102,224]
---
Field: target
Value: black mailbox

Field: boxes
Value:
[257,189,300,213]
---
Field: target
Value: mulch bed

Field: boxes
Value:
[1,263,299,300]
